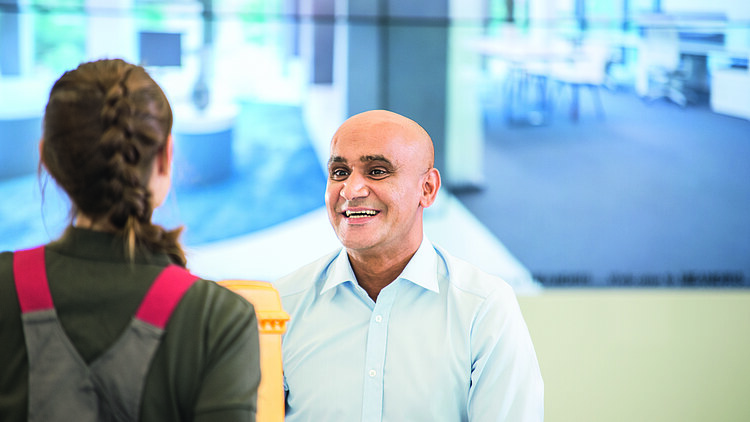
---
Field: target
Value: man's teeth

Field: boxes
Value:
[345,210,378,218]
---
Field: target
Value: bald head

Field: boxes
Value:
[331,110,435,170]
[325,109,442,264]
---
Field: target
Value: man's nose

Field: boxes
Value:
[340,174,368,200]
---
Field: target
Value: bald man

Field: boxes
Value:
[274,110,543,421]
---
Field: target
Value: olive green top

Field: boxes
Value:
[0,227,260,421]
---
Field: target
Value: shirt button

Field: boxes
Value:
[369,369,376,377]
[374,315,383,323]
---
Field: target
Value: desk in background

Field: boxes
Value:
[472,34,612,124]
[471,35,574,125]
[633,12,749,104]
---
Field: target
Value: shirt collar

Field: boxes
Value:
[399,236,440,293]
[320,236,439,294]
[320,248,356,294]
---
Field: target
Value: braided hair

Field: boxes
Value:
[41,59,186,266]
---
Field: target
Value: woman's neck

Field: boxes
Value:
[74,213,117,232]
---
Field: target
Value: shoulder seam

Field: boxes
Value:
[273,249,341,297]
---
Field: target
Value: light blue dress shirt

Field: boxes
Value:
[274,237,543,421]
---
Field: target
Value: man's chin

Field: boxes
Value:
[340,239,374,251]
[337,234,378,252]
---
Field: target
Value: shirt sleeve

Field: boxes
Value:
[468,285,544,421]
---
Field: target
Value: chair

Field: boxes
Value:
[547,41,611,121]
[218,280,290,422]
[478,32,573,126]
[636,15,689,107]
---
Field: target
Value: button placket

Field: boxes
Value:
[360,280,400,422]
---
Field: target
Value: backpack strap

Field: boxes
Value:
[135,265,199,329]
[13,246,53,313]
[13,245,198,329]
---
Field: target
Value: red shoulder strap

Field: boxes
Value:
[13,246,54,313]
[135,265,199,329]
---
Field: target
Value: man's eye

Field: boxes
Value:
[369,168,389,178]
[330,168,349,179]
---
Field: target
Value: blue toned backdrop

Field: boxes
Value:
[0,102,326,251]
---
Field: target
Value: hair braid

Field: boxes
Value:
[41,59,187,266]
[100,67,151,228]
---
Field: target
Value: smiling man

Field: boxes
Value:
[273,110,543,421]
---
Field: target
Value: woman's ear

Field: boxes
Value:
[150,134,174,209]
[38,138,45,166]
[157,134,174,175]
[38,138,48,173]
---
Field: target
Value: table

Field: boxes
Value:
[470,35,574,125]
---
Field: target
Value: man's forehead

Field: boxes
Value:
[329,112,432,167]
[330,133,398,158]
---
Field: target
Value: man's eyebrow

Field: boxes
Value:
[361,155,393,166]
[328,156,347,165]
[328,155,394,166]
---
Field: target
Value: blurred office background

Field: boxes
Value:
[1,0,749,420]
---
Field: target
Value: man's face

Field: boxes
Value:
[325,118,430,257]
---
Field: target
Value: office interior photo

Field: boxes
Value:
[1,0,749,420]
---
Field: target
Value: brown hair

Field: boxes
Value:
[41,59,186,266]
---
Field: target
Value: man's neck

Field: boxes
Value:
[347,246,419,302]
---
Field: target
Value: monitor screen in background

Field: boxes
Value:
[139,31,182,67]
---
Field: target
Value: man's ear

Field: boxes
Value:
[419,167,441,208]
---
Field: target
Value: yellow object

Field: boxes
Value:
[218,280,290,422]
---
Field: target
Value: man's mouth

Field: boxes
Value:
[343,209,379,219]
